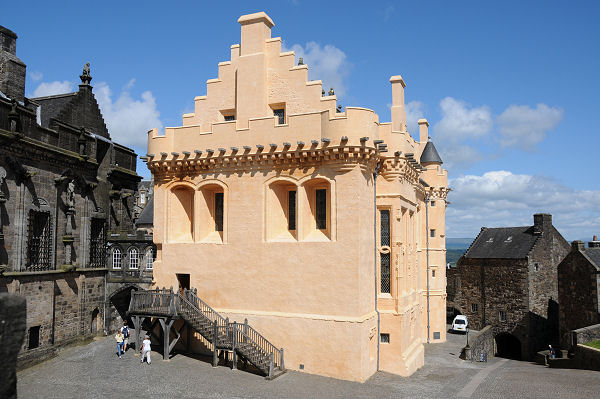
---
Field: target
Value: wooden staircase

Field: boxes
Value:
[128,287,285,379]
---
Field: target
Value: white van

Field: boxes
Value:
[452,315,468,333]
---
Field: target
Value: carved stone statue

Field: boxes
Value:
[66,180,75,208]
[8,99,19,133]
[328,87,335,96]
[80,62,92,85]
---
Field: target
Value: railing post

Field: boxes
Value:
[244,318,248,344]
[269,353,274,378]
[232,322,238,370]
[212,320,218,368]
[280,348,284,370]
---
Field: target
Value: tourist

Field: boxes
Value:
[115,331,124,359]
[548,344,556,359]
[120,321,130,351]
[141,335,152,364]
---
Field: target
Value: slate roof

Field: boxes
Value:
[420,141,443,164]
[136,196,153,226]
[32,93,77,128]
[464,226,538,259]
[584,248,600,269]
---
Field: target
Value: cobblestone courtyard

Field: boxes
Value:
[18,330,600,398]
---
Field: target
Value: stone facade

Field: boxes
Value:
[146,12,448,382]
[447,214,570,360]
[0,24,154,367]
[558,240,600,347]
[0,294,26,399]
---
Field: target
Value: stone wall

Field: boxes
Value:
[0,293,26,399]
[467,325,494,361]
[571,344,600,372]
[571,323,600,349]
[559,249,600,347]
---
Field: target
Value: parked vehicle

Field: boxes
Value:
[452,315,468,333]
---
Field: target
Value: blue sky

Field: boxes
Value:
[4,0,599,240]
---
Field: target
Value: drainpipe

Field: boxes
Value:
[373,159,382,371]
[425,196,430,343]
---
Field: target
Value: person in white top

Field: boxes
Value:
[140,336,152,364]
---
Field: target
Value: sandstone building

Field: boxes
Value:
[146,12,448,381]
[0,25,154,367]
[447,214,570,360]
[558,237,600,347]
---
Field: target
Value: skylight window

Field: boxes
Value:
[505,236,513,243]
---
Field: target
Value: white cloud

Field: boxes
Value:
[438,143,483,171]
[383,4,395,21]
[497,104,563,150]
[447,170,600,240]
[434,97,493,143]
[405,100,425,135]
[284,41,350,97]
[30,71,43,81]
[94,81,162,149]
[32,80,75,97]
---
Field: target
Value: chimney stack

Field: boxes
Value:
[390,75,407,133]
[418,119,429,143]
[0,26,26,103]
[589,235,600,248]
[533,213,552,235]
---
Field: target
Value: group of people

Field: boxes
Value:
[114,321,152,364]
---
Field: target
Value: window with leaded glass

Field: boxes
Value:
[288,190,296,231]
[129,247,139,269]
[273,108,285,124]
[26,210,52,271]
[89,218,106,268]
[316,189,327,230]
[145,248,154,270]
[112,248,122,269]
[214,192,224,232]
[380,209,391,294]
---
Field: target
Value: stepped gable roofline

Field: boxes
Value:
[136,196,153,226]
[464,226,538,259]
[420,140,443,164]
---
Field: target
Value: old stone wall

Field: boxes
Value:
[468,325,494,361]
[0,293,26,399]
[559,252,600,347]
[571,323,600,349]
[0,270,109,366]
[571,345,600,372]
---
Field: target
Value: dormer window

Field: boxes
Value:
[221,109,236,121]
[486,237,494,243]
[505,236,513,243]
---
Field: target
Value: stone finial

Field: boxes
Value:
[298,57,304,65]
[328,87,335,96]
[80,62,92,85]
[336,105,342,113]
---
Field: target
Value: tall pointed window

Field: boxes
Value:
[112,248,122,269]
[380,209,391,294]
[316,189,327,230]
[129,247,139,270]
[288,190,297,231]
[145,247,154,270]
[215,192,224,232]
[89,218,106,268]
[26,210,52,271]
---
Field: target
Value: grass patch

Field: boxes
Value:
[583,339,600,349]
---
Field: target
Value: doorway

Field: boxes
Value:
[176,273,190,295]
[495,333,522,360]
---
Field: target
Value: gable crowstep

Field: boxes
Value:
[128,287,285,379]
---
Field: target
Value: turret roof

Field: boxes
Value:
[420,141,443,164]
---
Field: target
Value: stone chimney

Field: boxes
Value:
[418,119,429,143]
[0,26,26,103]
[533,213,552,235]
[390,75,407,133]
[589,235,600,248]
[238,12,274,56]
[572,240,585,251]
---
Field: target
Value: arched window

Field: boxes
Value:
[266,179,297,241]
[129,247,139,269]
[169,186,194,242]
[145,247,154,270]
[112,248,122,269]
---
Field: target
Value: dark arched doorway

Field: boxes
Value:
[108,285,140,327]
[495,333,521,360]
[91,308,99,334]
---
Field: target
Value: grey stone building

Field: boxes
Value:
[0,25,154,367]
[558,237,600,347]
[447,214,570,360]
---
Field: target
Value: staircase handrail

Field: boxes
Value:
[177,289,227,326]
[232,322,283,370]
[129,287,176,316]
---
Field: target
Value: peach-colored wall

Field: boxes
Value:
[146,11,448,382]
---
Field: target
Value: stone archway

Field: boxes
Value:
[495,333,522,360]
[107,284,141,329]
